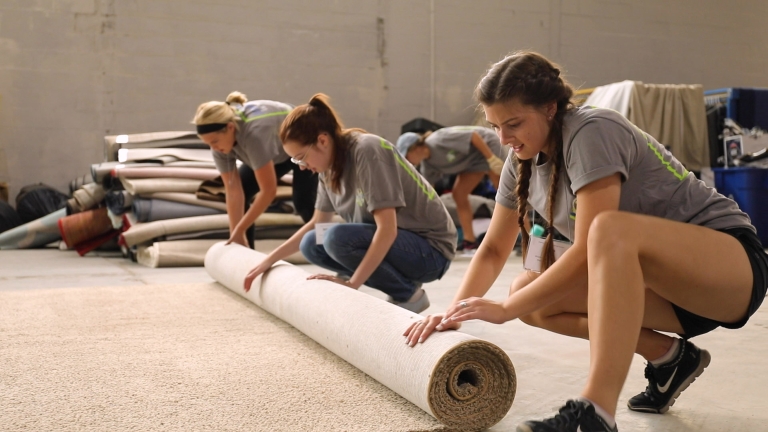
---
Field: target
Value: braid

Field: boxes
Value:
[474,51,576,270]
[515,159,533,260]
[540,138,562,271]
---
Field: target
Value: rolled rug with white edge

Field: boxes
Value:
[137,238,307,268]
[140,192,227,212]
[112,166,220,181]
[204,242,517,430]
[121,213,306,247]
[119,177,203,195]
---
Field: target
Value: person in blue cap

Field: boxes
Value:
[396,127,506,251]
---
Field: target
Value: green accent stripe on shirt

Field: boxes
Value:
[379,138,436,200]
[237,110,290,123]
[642,132,687,181]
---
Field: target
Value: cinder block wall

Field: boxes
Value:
[1,0,766,201]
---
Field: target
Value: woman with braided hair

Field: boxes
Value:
[404,51,767,432]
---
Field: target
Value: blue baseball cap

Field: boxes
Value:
[396,132,421,157]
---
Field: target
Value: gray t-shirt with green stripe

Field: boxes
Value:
[496,106,753,241]
[316,133,457,259]
[212,100,293,173]
[420,126,505,184]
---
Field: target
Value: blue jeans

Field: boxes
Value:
[299,223,451,302]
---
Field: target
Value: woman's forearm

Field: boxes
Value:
[238,189,276,230]
[501,244,588,321]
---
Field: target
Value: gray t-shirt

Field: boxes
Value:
[496,106,753,241]
[421,126,505,184]
[212,100,294,173]
[316,133,457,259]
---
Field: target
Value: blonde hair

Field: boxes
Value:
[192,91,248,130]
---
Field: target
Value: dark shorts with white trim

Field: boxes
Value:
[672,227,768,339]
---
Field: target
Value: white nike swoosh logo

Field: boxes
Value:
[657,367,678,393]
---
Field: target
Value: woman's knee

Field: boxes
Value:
[509,271,545,327]
[587,210,641,254]
[509,270,536,295]
[322,224,347,254]
[299,230,319,257]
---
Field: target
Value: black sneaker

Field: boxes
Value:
[627,340,711,414]
[517,399,618,432]
[457,239,480,252]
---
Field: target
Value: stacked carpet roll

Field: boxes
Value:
[57,208,119,256]
[204,243,517,430]
[0,208,66,249]
[3,130,308,268]
[120,213,305,247]
[137,238,308,268]
[104,131,208,162]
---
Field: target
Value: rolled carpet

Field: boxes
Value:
[117,148,214,164]
[136,239,221,268]
[136,239,308,268]
[112,166,220,181]
[67,183,107,214]
[119,177,203,195]
[58,208,118,256]
[204,243,517,430]
[163,161,216,169]
[0,208,66,249]
[91,162,162,183]
[121,213,305,247]
[132,198,224,223]
[140,192,227,212]
[105,190,134,216]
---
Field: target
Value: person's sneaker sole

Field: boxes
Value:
[396,288,430,314]
[629,348,711,414]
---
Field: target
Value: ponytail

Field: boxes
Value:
[280,93,365,192]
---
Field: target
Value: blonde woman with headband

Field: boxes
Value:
[193,92,317,247]
[404,51,767,432]
[242,93,457,314]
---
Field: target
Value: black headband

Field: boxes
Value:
[196,123,228,135]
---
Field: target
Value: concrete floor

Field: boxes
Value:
[1,247,766,431]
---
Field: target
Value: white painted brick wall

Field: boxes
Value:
[0,0,766,201]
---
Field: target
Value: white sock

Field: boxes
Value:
[650,338,680,367]
[580,397,616,428]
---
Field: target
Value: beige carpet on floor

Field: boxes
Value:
[0,283,449,432]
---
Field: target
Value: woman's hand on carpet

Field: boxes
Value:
[442,297,509,325]
[403,313,460,347]
[225,226,248,247]
[307,273,357,289]
[243,261,273,292]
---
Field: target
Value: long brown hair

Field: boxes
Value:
[279,93,365,192]
[474,51,575,272]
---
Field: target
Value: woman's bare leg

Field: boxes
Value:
[582,211,753,416]
[452,172,486,243]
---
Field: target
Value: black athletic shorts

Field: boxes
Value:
[672,227,768,339]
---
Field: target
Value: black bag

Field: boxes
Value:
[0,200,22,234]
[15,183,69,223]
